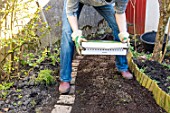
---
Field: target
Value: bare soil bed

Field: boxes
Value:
[134,58,170,94]
[71,55,166,113]
[132,35,170,95]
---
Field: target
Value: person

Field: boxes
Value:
[59,0,133,94]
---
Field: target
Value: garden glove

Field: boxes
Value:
[71,30,87,55]
[118,32,130,46]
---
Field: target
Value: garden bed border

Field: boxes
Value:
[127,51,170,113]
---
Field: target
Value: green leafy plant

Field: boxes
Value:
[153,79,160,84]
[18,101,22,106]
[0,91,8,99]
[21,47,60,67]
[166,76,170,82]
[130,46,152,59]
[30,99,36,106]
[16,89,22,92]
[0,82,14,90]
[35,69,55,85]
[168,86,170,95]
[0,0,49,80]
[13,102,17,106]
[0,82,14,99]
[18,94,23,99]
[139,68,146,73]
[162,63,170,70]
[21,49,48,68]
[48,49,60,65]
[167,86,170,95]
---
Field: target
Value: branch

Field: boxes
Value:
[0,42,34,66]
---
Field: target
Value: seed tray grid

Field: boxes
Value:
[81,40,128,55]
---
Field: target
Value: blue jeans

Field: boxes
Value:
[60,1,128,82]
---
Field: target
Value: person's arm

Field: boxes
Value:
[115,12,127,33]
[114,0,129,43]
[66,0,87,55]
[67,16,79,32]
[66,0,79,32]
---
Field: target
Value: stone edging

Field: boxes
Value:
[51,56,84,113]
[127,52,170,113]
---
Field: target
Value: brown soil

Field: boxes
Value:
[134,58,170,94]
[130,34,170,94]
[71,55,166,113]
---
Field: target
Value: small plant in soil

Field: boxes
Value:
[0,82,14,90]
[168,86,170,95]
[166,76,170,82]
[0,82,14,99]
[35,69,55,85]
[0,90,8,99]
[130,46,152,60]
[131,29,170,95]
[162,63,170,70]
[153,79,160,84]
[139,67,147,73]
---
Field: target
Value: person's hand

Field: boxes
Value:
[71,30,87,55]
[118,32,130,43]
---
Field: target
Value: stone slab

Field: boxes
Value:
[57,95,75,104]
[72,60,80,63]
[76,56,84,60]
[72,67,78,72]
[71,72,77,78]
[72,62,79,67]
[51,105,72,113]
[69,85,75,94]
[70,77,76,85]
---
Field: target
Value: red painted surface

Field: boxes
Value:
[126,0,146,35]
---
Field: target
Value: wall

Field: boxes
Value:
[145,0,160,33]
[40,0,103,47]
[126,0,147,35]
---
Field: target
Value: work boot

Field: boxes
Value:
[59,82,70,94]
[121,71,133,79]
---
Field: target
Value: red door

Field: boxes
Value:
[126,0,146,35]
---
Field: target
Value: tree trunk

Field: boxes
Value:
[152,0,170,62]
